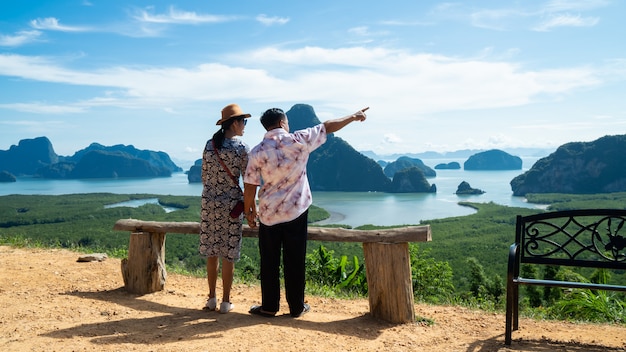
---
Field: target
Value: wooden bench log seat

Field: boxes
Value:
[113,219,431,324]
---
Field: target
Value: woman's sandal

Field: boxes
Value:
[203,297,217,311]
[249,305,276,317]
[219,301,234,314]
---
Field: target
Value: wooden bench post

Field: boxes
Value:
[363,242,415,323]
[121,231,167,294]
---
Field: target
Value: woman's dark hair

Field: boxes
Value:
[260,108,285,130]
[212,116,244,149]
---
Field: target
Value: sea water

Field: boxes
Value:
[0,158,544,227]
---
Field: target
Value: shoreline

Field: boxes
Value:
[311,210,346,225]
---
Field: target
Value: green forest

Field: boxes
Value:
[1,192,625,324]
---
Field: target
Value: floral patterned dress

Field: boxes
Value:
[199,137,249,262]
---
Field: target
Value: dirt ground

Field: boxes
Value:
[1,246,625,352]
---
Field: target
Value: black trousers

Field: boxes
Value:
[258,210,308,315]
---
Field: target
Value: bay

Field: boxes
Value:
[0,157,545,227]
[0,173,202,197]
[313,157,546,226]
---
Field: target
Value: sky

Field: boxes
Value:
[1,0,625,165]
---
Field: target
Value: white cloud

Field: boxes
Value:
[135,6,236,24]
[383,133,403,144]
[0,30,42,47]
[0,103,86,114]
[464,1,606,31]
[470,9,521,31]
[184,146,200,153]
[243,47,601,111]
[348,26,369,36]
[348,26,389,38]
[244,46,395,67]
[30,17,90,32]
[0,119,68,132]
[533,14,599,31]
[256,14,289,26]
[0,46,609,120]
[543,0,610,12]
[379,20,432,27]
[124,6,239,37]
[485,134,514,147]
[0,120,42,126]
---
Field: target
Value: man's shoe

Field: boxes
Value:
[249,305,276,317]
[291,303,310,318]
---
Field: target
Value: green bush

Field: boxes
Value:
[305,245,367,296]
[548,289,625,323]
[410,244,454,303]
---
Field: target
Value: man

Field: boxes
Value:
[243,106,368,317]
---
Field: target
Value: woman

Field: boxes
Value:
[199,103,250,313]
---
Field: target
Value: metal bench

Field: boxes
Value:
[505,209,626,345]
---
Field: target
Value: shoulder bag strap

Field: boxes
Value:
[211,140,243,192]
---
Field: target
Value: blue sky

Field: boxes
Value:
[1,0,625,164]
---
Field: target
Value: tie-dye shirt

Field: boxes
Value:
[244,124,327,226]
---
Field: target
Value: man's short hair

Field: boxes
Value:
[260,108,286,130]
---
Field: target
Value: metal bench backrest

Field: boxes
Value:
[516,209,626,270]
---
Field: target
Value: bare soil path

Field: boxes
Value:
[1,246,625,352]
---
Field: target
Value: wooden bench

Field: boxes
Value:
[505,209,626,345]
[113,218,431,324]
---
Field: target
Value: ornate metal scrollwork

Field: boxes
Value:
[523,215,626,263]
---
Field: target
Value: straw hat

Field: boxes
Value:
[216,104,251,125]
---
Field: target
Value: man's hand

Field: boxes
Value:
[352,107,368,122]
[243,182,259,228]
[246,211,257,228]
[324,106,369,133]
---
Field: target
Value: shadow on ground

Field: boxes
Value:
[467,334,625,352]
[43,287,386,345]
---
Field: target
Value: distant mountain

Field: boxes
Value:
[71,150,172,178]
[455,181,485,195]
[1,137,181,179]
[435,162,461,170]
[383,156,436,178]
[511,134,626,196]
[64,143,181,173]
[464,149,522,171]
[187,160,202,183]
[361,147,554,161]
[0,136,58,176]
[389,167,436,193]
[361,149,483,160]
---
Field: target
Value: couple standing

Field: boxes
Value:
[199,103,367,317]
